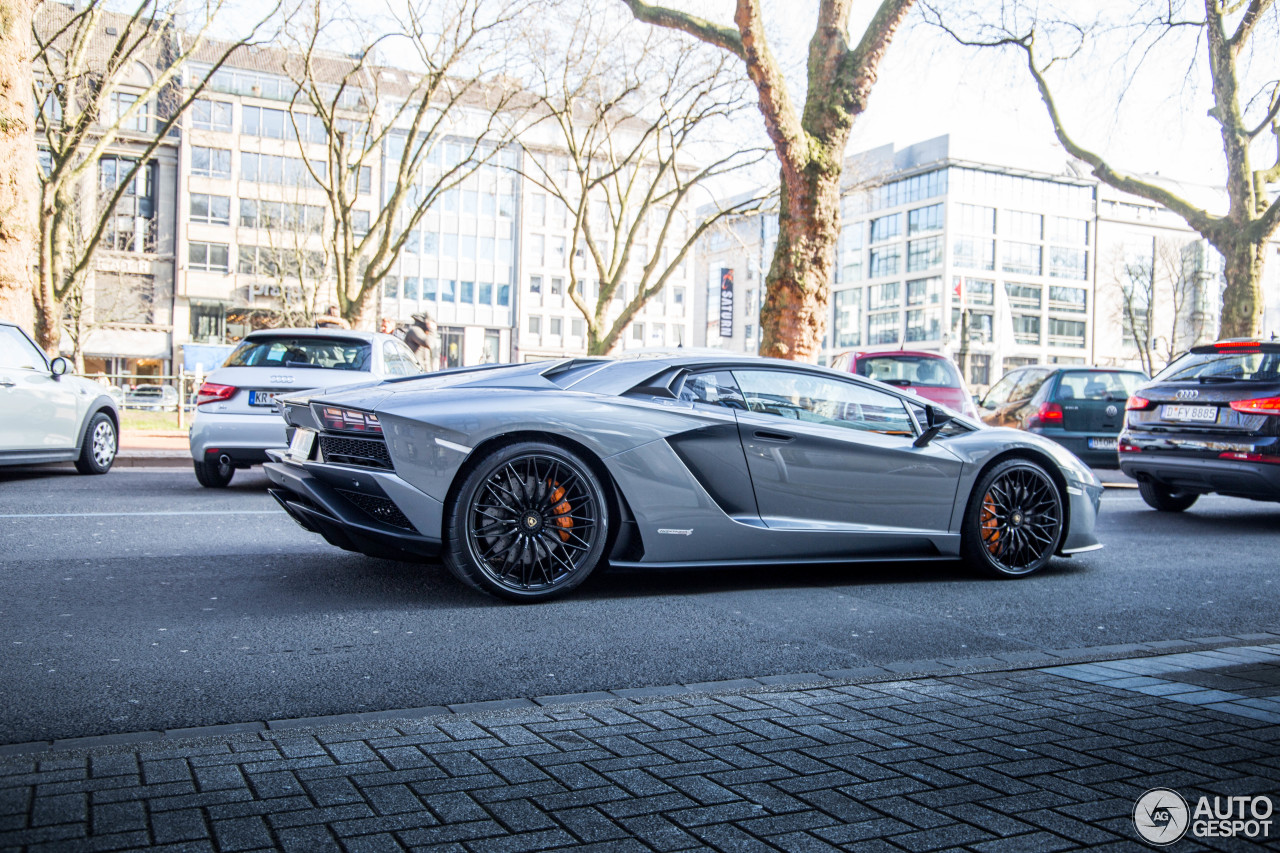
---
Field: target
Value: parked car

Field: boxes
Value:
[1119,340,1280,511]
[124,383,179,410]
[832,350,981,419]
[976,366,1147,468]
[189,327,422,487]
[0,321,120,474]
[265,353,1103,602]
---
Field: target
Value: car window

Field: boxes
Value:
[856,355,961,388]
[678,370,746,409]
[982,370,1022,407]
[0,326,48,371]
[1154,350,1280,382]
[732,369,914,436]
[1054,371,1145,401]
[382,341,409,376]
[394,342,421,375]
[1010,369,1052,402]
[224,337,371,371]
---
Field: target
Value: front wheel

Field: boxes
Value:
[962,459,1064,578]
[1137,480,1198,512]
[74,412,117,475]
[444,441,610,602]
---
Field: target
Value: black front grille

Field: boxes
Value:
[336,489,415,530]
[319,435,393,469]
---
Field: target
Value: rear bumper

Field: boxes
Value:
[190,410,287,463]
[1118,452,1280,501]
[263,454,443,560]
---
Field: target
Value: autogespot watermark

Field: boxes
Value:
[1133,788,1275,846]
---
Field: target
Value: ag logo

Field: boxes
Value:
[1134,788,1189,845]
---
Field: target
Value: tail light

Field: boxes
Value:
[195,382,236,405]
[319,406,382,434]
[1118,437,1142,453]
[1028,402,1063,428]
[1218,451,1280,464]
[1229,397,1280,416]
[1126,396,1152,411]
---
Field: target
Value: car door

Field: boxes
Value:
[731,368,963,536]
[0,325,80,451]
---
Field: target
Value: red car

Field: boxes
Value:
[832,350,981,419]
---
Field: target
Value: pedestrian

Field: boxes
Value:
[316,305,350,329]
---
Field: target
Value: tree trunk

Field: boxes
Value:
[1216,237,1266,340]
[759,160,841,361]
[0,0,37,334]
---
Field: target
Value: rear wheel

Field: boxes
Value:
[444,441,609,602]
[193,457,235,488]
[962,459,1064,577]
[1137,480,1198,512]
[74,412,117,475]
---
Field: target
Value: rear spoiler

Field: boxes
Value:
[1189,340,1280,354]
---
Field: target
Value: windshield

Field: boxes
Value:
[856,355,962,388]
[1054,371,1145,401]
[224,337,372,371]
[1154,350,1280,383]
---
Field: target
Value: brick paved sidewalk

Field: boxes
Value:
[2,647,1278,853]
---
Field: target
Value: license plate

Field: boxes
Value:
[1161,404,1218,423]
[288,428,315,461]
[1088,437,1117,450]
[249,390,281,407]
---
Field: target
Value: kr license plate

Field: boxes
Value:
[249,390,282,407]
[1088,437,1117,450]
[288,428,315,461]
[1161,404,1218,423]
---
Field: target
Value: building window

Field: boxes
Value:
[352,210,370,236]
[189,193,230,226]
[1048,318,1087,348]
[423,278,437,299]
[868,246,900,278]
[1003,355,1039,373]
[529,275,542,295]
[440,327,463,369]
[906,236,942,273]
[1005,282,1042,310]
[191,99,232,132]
[99,158,157,252]
[870,213,901,243]
[956,203,995,234]
[550,277,564,296]
[1002,210,1043,240]
[868,311,899,345]
[440,279,456,302]
[403,277,420,300]
[106,92,149,132]
[189,241,229,273]
[1049,285,1088,313]
[383,276,399,298]
[1047,216,1089,245]
[964,278,995,305]
[1012,314,1041,345]
[1048,247,1088,280]
[905,308,941,342]
[189,301,226,342]
[671,286,685,316]
[242,106,325,142]
[953,308,994,345]
[907,203,943,235]
[497,282,511,307]
[571,317,584,338]
[867,168,948,211]
[459,280,474,303]
[1002,242,1042,276]
[906,276,941,306]
[868,281,900,311]
[478,281,492,305]
[952,237,994,271]
[968,353,991,387]
[528,315,542,335]
[550,317,563,336]
[834,288,861,348]
[241,152,323,187]
[191,146,232,179]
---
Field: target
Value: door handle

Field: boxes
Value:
[0,379,14,387]
[753,429,794,442]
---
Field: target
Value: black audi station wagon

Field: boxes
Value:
[1119,340,1280,510]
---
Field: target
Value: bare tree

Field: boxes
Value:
[922,0,1280,340]
[521,6,767,355]
[1112,237,1201,375]
[623,0,916,361]
[31,0,282,353]
[285,0,530,330]
[0,0,37,332]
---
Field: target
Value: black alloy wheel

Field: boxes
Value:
[444,441,609,602]
[963,459,1064,577]
[1137,480,1199,512]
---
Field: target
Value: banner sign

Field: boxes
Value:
[718,268,734,338]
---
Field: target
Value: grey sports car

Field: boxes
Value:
[264,354,1103,601]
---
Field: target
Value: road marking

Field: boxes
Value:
[0,510,284,519]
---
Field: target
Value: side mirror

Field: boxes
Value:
[50,357,69,377]
[914,404,954,448]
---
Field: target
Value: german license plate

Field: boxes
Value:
[1161,404,1218,423]
[249,390,280,407]
[288,428,315,461]
[1088,437,1117,450]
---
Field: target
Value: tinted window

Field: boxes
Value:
[1053,371,1145,401]
[1155,350,1280,382]
[733,370,914,436]
[982,370,1023,407]
[856,355,961,388]
[678,371,746,409]
[225,337,371,371]
[1010,369,1053,402]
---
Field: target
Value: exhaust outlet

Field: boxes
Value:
[219,454,231,466]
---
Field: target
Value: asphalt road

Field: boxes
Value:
[1,465,1277,744]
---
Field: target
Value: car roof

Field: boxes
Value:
[848,350,954,361]
[240,327,388,342]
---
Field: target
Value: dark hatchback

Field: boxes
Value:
[1119,340,1280,511]
[978,366,1147,467]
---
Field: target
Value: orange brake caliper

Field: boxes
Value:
[981,492,1000,554]
[548,481,573,542]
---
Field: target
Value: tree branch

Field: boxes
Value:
[1229,0,1273,54]
[619,0,743,57]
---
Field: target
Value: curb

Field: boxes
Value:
[4,631,1277,759]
